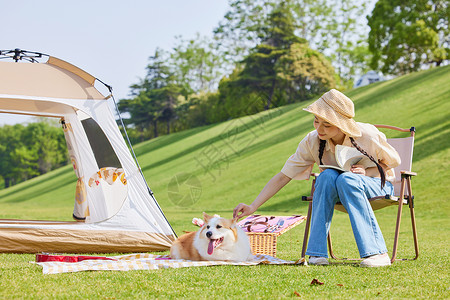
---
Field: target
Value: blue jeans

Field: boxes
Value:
[305,169,394,258]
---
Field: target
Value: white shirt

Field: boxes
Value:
[281,122,401,182]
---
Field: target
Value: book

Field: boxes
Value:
[319,145,376,172]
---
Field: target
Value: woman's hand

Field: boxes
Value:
[350,164,366,175]
[233,203,256,220]
[233,172,291,220]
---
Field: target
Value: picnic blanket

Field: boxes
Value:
[34,253,306,274]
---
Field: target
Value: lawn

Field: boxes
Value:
[0,65,449,299]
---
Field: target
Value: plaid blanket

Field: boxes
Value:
[34,253,306,274]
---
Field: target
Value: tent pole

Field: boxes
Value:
[102,85,177,238]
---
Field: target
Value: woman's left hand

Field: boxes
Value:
[350,164,366,175]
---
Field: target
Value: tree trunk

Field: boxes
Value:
[266,80,276,110]
[153,121,158,138]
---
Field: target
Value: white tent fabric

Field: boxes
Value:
[0,54,176,253]
[62,116,89,220]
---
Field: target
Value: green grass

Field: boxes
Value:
[1,65,450,299]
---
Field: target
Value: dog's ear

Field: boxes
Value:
[231,226,238,241]
[230,218,239,240]
[203,212,213,222]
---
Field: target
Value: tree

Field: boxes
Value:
[10,145,39,182]
[214,0,371,88]
[119,49,183,138]
[230,2,305,109]
[171,34,225,94]
[316,0,372,88]
[213,0,270,70]
[152,84,182,135]
[0,124,24,187]
[368,0,449,75]
[0,121,68,188]
[218,2,336,118]
[22,122,67,174]
[119,92,159,140]
[277,43,336,100]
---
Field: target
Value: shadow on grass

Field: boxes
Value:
[351,66,450,112]
[260,195,311,213]
[0,166,75,202]
[412,114,450,163]
[216,116,313,166]
[139,105,302,173]
[133,123,217,157]
[2,170,76,203]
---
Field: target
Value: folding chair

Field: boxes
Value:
[301,125,418,263]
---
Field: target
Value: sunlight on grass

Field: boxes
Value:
[0,66,449,299]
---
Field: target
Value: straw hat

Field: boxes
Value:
[303,89,361,137]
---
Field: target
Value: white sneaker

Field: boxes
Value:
[360,253,391,267]
[309,256,329,265]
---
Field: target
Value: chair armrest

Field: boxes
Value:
[401,170,417,177]
[302,173,319,202]
[302,196,313,202]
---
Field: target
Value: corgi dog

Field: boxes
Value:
[170,213,253,261]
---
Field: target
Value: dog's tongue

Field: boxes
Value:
[208,239,215,255]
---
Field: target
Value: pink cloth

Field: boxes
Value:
[238,215,306,234]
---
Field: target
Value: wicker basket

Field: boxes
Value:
[244,215,307,257]
[247,232,279,257]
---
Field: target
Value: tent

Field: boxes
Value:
[0,49,176,253]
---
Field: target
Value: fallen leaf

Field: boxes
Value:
[293,291,301,297]
[310,278,324,285]
[336,284,344,287]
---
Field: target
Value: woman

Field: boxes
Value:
[233,89,400,267]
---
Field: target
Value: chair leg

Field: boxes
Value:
[407,178,419,260]
[391,179,406,263]
[327,231,339,259]
[409,204,419,260]
[391,176,419,263]
[301,202,312,259]
[328,230,362,261]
